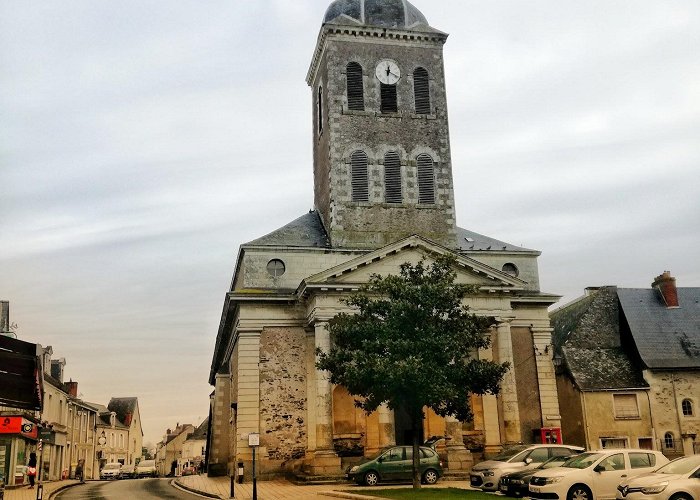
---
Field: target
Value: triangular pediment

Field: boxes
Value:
[300,235,525,294]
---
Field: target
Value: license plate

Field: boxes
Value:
[500,485,508,491]
[530,486,542,493]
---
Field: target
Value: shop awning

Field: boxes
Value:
[0,335,43,411]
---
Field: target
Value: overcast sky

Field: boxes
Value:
[1,1,698,445]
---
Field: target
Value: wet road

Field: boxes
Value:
[55,478,202,499]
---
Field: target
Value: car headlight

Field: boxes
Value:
[544,476,563,484]
[483,470,495,477]
[349,466,359,473]
[641,482,668,494]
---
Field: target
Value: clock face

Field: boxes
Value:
[375,59,401,85]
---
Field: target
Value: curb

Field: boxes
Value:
[47,481,84,499]
[171,478,223,499]
[318,491,379,499]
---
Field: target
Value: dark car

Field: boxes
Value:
[499,454,578,497]
[346,445,443,486]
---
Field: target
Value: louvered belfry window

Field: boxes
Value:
[346,62,364,111]
[416,154,435,204]
[380,83,398,113]
[384,152,402,203]
[317,86,323,133]
[413,67,430,114]
[350,151,369,202]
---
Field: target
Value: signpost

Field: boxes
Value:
[248,433,259,500]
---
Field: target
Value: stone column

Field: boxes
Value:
[532,326,562,431]
[479,336,502,456]
[309,321,341,474]
[377,404,396,448]
[444,415,473,471]
[496,319,521,443]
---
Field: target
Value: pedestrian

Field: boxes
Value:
[27,452,37,488]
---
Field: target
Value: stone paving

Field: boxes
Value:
[4,480,80,500]
[174,475,474,500]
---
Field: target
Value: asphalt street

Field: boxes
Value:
[55,478,202,499]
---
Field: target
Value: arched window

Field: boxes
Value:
[413,67,430,114]
[317,86,323,134]
[416,154,435,204]
[502,263,519,277]
[380,83,398,113]
[350,151,369,202]
[346,62,364,111]
[384,151,402,203]
[682,399,693,416]
[664,432,674,449]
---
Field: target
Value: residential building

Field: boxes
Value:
[552,272,700,456]
[91,397,143,473]
[208,0,563,478]
[155,424,195,476]
[181,418,207,472]
[65,382,99,480]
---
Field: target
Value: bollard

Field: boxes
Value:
[35,483,43,500]
[237,461,244,484]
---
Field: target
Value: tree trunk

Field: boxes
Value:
[412,410,422,489]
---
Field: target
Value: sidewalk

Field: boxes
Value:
[175,475,472,499]
[4,480,81,500]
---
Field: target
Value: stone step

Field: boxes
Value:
[293,473,349,485]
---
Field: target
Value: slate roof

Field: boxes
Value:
[562,347,648,390]
[244,211,330,248]
[108,397,138,425]
[324,0,430,30]
[186,418,208,441]
[618,288,700,369]
[455,227,537,253]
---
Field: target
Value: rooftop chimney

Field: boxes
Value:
[66,381,78,398]
[652,271,679,308]
[1,301,9,333]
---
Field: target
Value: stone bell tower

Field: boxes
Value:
[307,0,457,250]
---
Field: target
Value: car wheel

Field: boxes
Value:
[422,469,439,485]
[670,495,693,500]
[567,484,592,500]
[364,471,379,486]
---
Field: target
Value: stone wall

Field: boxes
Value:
[511,326,542,443]
[259,327,308,467]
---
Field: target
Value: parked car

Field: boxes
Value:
[100,462,122,480]
[616,454,700,500]
[529,449,669,500]
[346,445,443,486]
[120,464,136,479]
[135,459,157,478]
[500,454,580,497]
[470,444,585,491]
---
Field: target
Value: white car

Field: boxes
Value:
[529,449,669,500]
[470,444,585,491]
[100,462,122,480]
[616,454,700,500]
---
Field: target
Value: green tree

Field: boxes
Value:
[316,256,509,489]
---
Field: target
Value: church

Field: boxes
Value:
[208,0,562,478]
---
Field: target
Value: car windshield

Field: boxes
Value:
[105,464,120,470]
[655,455,700,475]
[139,461,155,467]
[492,445,531,461]
[538,456,571,469]
[561,453,603,469]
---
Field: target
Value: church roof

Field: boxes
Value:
[324,0,429,30]
[455,227,537,253]
[244,211,331,248]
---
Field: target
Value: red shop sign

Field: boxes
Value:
[0,416,39,439]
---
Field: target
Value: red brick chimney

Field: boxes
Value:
[652,271,679,308]
[124,412,132,426]
[65,381,79,398]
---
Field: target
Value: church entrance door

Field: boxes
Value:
[394,406,424,446]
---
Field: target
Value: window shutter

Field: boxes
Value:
[416,154,435,204]
[346,62,364,111]
[384,152,402,203]
[380,83,398,113]
[413,67,430,114]
[350,151,369,202]
[613,394,639,418]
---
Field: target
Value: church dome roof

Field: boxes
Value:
[323,0,429,29]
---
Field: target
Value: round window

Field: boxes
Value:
[502,263,519,277]
[266,259,286,278]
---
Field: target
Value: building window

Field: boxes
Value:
[664,432,675,449]
[350,150,369,202]
[416,154,435,204]
[613,393,640,419]
[317,86,323,134]
[346,62,364,111]
[682,399,693,416]
[601,437,628,449]
[380,83,398,113]
[413,67,430,114]
[502,263,519,277]
[384,152,402,203]
[266,259,286,278]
